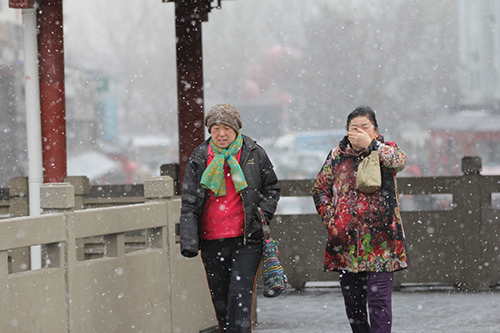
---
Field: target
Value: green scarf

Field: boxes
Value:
[200,133,248,197]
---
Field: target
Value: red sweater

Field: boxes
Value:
[200,146,245,241]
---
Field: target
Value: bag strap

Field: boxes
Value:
[257,206,271,240]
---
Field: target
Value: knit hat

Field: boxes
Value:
[205,103,243,133]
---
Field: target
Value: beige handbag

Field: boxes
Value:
[356,150,381,193]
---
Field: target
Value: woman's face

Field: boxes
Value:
[347,116,378,140]
[210,124,238,149]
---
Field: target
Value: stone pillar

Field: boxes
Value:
[9,177,29,217]
[40,182,75,214]
[8,177,30,273]
[143,176,174,252]
[160,163,180,195]
[144,176,175,200]
[461,156,482,175]
[458,156,483,290]
[64,176,90,210]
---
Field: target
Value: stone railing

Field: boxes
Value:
[0,176,217,333]
[271,156,500,291]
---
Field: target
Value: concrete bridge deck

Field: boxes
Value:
[254,286,500,333]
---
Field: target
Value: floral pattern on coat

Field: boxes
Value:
[312,134,411,273]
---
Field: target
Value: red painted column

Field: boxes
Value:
[37,0,67,183]
[175,0,206,189]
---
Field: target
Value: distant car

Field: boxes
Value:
[270,130,345,179]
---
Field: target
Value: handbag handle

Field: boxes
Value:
[257,206,271,240]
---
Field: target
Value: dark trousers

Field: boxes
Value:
[201,237,262,333]
[339,271,394,333]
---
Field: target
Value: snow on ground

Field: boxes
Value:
[255,288,500,332]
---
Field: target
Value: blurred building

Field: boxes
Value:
[0,6,25,187]
[0,5,125,186]
[427,1,500,176]
[429,107,500,176]
[458,0,500,106]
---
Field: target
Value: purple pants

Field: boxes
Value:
[339,271,394,333]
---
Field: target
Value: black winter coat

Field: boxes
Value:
[180,135,280,257]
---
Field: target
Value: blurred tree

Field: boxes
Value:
[64,0,177,137]
[300,0,461,130]
[62,0,463,165]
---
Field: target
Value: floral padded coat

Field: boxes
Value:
[312,134,411,273]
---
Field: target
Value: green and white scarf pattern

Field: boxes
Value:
[200,133,248,196]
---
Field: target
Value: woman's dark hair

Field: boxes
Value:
[346,105,378,131]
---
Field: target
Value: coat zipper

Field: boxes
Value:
[240,145,258,245]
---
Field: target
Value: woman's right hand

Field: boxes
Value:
[347,127,373,151]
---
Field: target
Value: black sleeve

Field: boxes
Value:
[179,155,205,257]
[256,147,281,223]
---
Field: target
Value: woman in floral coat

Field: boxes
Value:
[312,106,411,333]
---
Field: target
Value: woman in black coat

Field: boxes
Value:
[180,103,280,333]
